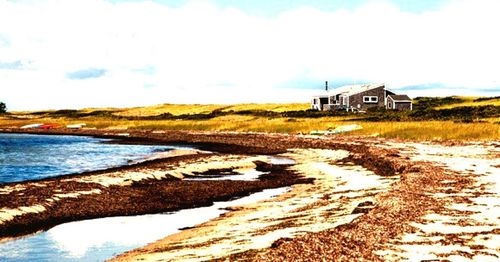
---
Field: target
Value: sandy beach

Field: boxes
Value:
[0,128,498,261]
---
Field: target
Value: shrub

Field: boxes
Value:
[412,96,464,110]
[409,105,500,121]
[473,96,500,102]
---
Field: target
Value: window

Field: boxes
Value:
[330,96,340,105]
[363,96,378,103]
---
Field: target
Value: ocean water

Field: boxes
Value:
[0,133,181,183]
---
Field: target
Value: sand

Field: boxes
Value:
[113,149,399,261]
[375,142,500,261]
[0,129,498,261]
[69,151,266,186]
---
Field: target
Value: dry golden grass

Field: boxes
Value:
[436,97,500,109]
[1,102,499,141]
[349,121,500,140]
[111,103,309,117]
[114,104,226,117]
[483,117,500,123]
[2,114,498,141]
[219,103,309,112]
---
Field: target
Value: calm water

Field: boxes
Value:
[0,185,289,262]
[0,133,180,183]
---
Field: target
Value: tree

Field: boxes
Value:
[0,102,6,114]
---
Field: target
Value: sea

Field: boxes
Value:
[0,133,178,183]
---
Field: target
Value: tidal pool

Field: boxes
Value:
[0,187,290,262]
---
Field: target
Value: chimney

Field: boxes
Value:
[325,81,328,91]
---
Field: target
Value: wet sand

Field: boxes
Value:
[1,128,499,261]
[254,140,499,261]
[113,148,399,261]
[0,144,311,240]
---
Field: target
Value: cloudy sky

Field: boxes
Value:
[0,0,499,110]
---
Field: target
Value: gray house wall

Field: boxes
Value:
[387,96,412,110]
[348,86,385,110]
[395,102,412,110]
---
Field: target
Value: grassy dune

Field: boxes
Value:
[350,121,499,140]
[436,96,500,109]
[113,103,310,117]
[1,99,499,141]
[1,115,498,141]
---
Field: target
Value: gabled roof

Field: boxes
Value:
[388,95,412,102]
[328,83,385,96]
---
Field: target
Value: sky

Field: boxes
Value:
[0,0,499,111]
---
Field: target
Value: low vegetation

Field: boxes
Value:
[112,103,310,117]
[1,97,499,141]
[435,96,500,109]
[412,96,466,110]
[365,104,500,122]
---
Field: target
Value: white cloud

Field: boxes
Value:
[0,0,499,110]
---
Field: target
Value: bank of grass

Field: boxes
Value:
[1,114,498,141]
[2,99,499,141]
[349,121,499,140]
[219,103,310,113]
[112,103,310,117]
[435,96,500,109]
[114,104,226,117]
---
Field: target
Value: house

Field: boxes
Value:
[387,94,412,110]
[311,83,412,111]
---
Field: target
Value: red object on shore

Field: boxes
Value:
[40,124,58,129]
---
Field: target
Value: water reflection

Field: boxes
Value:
[0,187,289,262]
[185,169,267,181]
[268,156,296,165]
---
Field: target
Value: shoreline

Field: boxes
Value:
[0,128,384,242]
[113,148,401,261]
[0,148,311,241]
[1,128,498,261]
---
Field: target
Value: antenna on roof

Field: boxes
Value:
[325,81,328,91]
